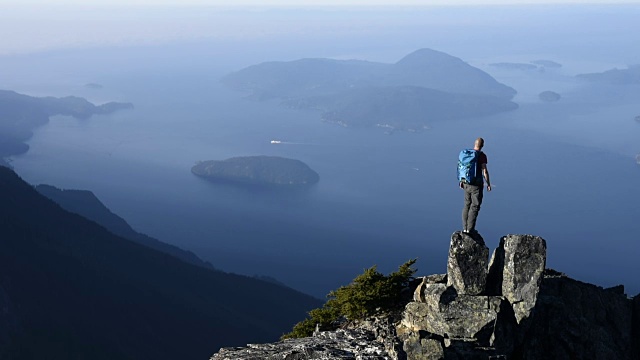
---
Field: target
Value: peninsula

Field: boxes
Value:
[192,156,319,186]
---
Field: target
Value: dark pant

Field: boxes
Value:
[462,183,483,231]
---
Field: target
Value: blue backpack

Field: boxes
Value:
[457,149,479,184]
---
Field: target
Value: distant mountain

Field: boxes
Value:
[222,49,518,130]
[223,48,516,100]
[0,167,321,360]
[577,65,640,84]
[35,184,215,270]
[192,156,320,187]
[0,90,133,157]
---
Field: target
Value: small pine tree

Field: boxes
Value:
[281,259,417,339]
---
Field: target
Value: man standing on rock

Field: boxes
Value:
[459,137,491,234]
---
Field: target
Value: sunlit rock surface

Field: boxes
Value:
[446,232,488,295]
[487,234,546,323]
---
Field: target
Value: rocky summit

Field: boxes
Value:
[210,232,640,359]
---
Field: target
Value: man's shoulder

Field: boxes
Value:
[478,151,488,163]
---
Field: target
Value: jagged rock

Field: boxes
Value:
[210,233,640,360]
[402,332,444,360]
[356,315,405,359]
[519,274,634,359]
[488,234,546,323]
[447,232,489,295]
[402,288,513,348]
[404,284,451,335]
[414,275,448,302]
[210,328,391,360]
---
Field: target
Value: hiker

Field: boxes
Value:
[458,137,491,234]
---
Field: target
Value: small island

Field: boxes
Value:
[192,156,319,187]
[531,60,562,68]
[635,115,640,123]
[539,91,561,102]
[489,62,538,71]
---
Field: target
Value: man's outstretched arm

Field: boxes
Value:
[482,164,492,191]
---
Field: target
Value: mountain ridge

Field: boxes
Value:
[35,184,216,270]
[0,166,321,360]
[0,90,133,158]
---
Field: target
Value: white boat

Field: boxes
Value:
[270,140,282,144]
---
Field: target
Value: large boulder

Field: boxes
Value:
[447,232,489,295]
[403,285,514,348]
[401,332,444,360]
[487,234,546,323]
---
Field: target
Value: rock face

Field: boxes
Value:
[518,274,635,359]
[211,328,392,359]
[634,295,640,357]
[446,232,489,295]
[210,233,640,360]
[488,235,546,323]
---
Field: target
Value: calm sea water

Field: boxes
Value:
[6,45,640,298]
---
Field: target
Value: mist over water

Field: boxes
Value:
[3,5,640,297]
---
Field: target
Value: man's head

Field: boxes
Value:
[474,137,485,150]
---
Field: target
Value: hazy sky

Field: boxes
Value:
[3,0,640,5]
[0,0,638,56]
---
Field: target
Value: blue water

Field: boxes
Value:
[4,43,640,298]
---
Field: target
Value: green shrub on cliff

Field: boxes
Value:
[282,259,417,339]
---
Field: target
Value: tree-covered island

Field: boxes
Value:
[192,156,319,186]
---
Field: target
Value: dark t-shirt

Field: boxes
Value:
[476,151,488,185]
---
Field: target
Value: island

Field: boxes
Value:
[531,60,562,68]
[577,65,640,84]
[635,115,640,123]
[192,156,319,187]
[489,62,538,71]
[221,48,518,131]
[284,85,518,131]
[539,91,561,102]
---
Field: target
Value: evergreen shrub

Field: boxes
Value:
[282,259,417,339]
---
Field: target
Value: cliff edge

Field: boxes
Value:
[211,232,639,359]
